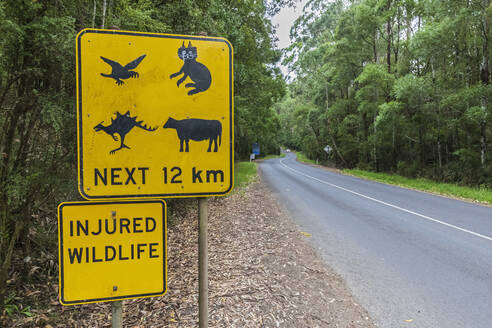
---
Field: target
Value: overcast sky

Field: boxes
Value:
[271,0,309,76]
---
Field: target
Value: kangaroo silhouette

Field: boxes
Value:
[100,54,146,85]
[94,111,157,154]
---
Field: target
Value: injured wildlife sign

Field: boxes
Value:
[57,200,167,305]
[76,29,233,199]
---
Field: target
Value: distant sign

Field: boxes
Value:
[323,145,332,154]
[252,143,260,156]
[76,29,233,199]
[58,200,167,305]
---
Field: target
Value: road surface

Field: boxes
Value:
[259,152,492,328]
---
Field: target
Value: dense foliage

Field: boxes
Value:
[0,0,285,315]
[278,0,492,187]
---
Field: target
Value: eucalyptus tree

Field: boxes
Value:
[277,0,491,186]
[0,0,288,313]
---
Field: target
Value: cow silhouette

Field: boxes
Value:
[163,118,222,152]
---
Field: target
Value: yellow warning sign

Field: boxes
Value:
[58,200,167,305]
[76,29,233,199]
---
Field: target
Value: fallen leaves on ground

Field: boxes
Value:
[6,177,375,327]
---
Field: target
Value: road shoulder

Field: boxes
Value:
[11,176,375,327]
[294,154,492,207]
[205,177,375,326]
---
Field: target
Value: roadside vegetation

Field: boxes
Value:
[275,0,492,191]
[345,169,492,204]
[294,151,492,204]
[234,162,258,190]
[0,0,291,321]
[295,151,317,165]
[259,153,286,160]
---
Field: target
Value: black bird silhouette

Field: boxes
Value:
[94,111,157,154]
[100,54,146,85]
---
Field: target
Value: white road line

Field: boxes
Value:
[279,158,492,242]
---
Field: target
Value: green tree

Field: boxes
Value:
[276,0,492,186]
[0,0,288,315]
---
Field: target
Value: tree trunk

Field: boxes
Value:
[92,0,96,28]
[362,112,369,163]
[387,16,392,73]
[373,115,378,171]
[480,121,487,166]
[392,122,397,169]
[406,8,411,41]
[419,127,424,169]
[395,6,400,73]
[416,15,421,75]
[437,103,442,171]
[101,0,107,29]
[0,219,24,313]
[330,134,347,166]
[432,62,442,171]
[374,30,379,63]
[480,0,490,167]
[0,28,37,313]
[0,110,20,264]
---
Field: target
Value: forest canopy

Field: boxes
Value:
[277,0,492,187]
[0,0,286,316]
[1,0,492,322]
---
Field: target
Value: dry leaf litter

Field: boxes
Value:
[6,177,376,327]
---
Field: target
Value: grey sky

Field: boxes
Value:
[271,0,308,76]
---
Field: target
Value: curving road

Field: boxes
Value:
[259,152,492,328]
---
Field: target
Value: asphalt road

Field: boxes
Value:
[259,152,492,328]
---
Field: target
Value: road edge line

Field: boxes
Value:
[279,158,492,242]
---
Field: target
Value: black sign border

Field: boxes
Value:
[58,199,167,305]
[77,28,234,199]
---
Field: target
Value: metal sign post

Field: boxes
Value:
[112,208,123,328]
[112,300,123,328]
[198,197,209,328]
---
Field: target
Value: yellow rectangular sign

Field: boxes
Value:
[76,29,234,199]
[58,200,167,305]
